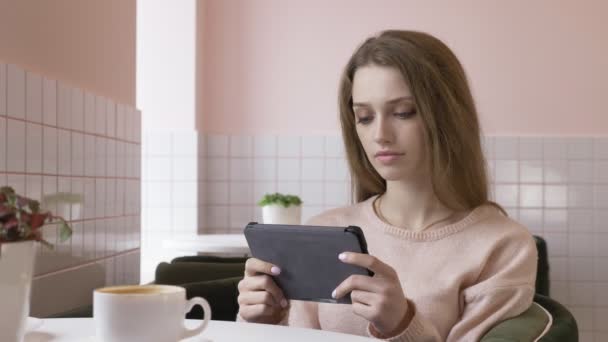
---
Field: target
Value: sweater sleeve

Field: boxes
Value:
[445,232,538,341]
[366,300,443,341]
[365,230,537,342]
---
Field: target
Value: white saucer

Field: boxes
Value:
[26,317,44,331]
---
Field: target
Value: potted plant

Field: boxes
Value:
[257,193,303,225]
[0,186,72,342]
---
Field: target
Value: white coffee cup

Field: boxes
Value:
[94,284,211,342]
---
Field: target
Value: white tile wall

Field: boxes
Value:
[57,130,71,175]
[277,159,300,181]
[277,136,301,157]
[207,134,229,157]
[7,64,26,119]
[324,135,344,158]
[84,92,95,134]
[125,108,135,142]
[301,158,324,181]
[0,63,6,116]
[0,65,142,317]
[116,104,126,140]
[302,136,325,157]
[42,127,58,174]
[172,156,197,182]
[253,135,276,157]
[230,158,253,181]
[95,95,107,136]
[106,99,116,138]
[277,181,301,197]
[254,158,277,181]
[230,182,253,205]
[26,123,43,173]
[57,82,71,129]
[42,78,57,126]
[518,137,543,160]
[543,138,568,160]
[172,131,198,157]
[230,135,253,157]
[324,158,349,181]
[71,88,84,131]
[495,160,519,183]
[0,117,6,172]
[7,119,26,172]
[72,132,85,176]
[106,140,117,178]
[26,72,42,123]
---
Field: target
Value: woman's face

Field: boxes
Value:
[352,65,429,182]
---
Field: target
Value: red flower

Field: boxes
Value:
[30,213,49,229]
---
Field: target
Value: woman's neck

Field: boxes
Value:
[377,180,461,232]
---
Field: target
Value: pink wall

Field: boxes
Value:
[0,0,136,106]
[198,0,608,135]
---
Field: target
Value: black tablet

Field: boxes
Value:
[244,222,373,304]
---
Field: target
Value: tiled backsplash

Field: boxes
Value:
[143,132,607,339]
[0,62,141,317]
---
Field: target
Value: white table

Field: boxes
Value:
[162,234,250,257]
[25,318,376,341]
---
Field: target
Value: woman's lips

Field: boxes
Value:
[375,153,404,164]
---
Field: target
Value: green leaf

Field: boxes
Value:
[257,192,302,208]
[59,221,72,242]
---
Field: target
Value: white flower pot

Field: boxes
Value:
[0,241,36,342]
[262,205,302,225]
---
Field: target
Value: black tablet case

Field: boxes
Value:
[244,222,372,304]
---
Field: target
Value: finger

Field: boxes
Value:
[244,258,282,277]
[351,302,377,322]
[350,289,378,306]
[339,252,396,278]
[239,275,286,305]
[239,304,278,319]
[238,290,286,308]
[333,275,383,300]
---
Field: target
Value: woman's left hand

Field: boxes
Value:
[333,252,412,337]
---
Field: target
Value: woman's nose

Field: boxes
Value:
[373,115,393,144]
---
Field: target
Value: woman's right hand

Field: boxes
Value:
[237,258,289,324]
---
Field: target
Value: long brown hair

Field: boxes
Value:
[339,30,499,213]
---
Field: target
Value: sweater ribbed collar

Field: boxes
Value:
[363,195,494,241]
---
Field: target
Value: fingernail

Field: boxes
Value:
[331,289,337,299]
[281,299,288,308]
[338,253,346,261]
[271,266,281,275]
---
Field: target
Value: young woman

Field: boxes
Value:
[237,30,537,341]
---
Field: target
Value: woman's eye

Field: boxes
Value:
[356,116,373,124]
[395,110,417,119]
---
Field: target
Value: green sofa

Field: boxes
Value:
[153,236,578,341]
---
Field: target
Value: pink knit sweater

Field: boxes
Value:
[239,195,537,341]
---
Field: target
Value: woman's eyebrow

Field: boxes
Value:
[352,96,414,108]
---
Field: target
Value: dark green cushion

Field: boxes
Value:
[481,294,578,342]
[534,236,550,297]
[172,255,248,264]
[155,261,245,284]
[534,294,578,342]
[481,302,549,341]
[181,277,243,321]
